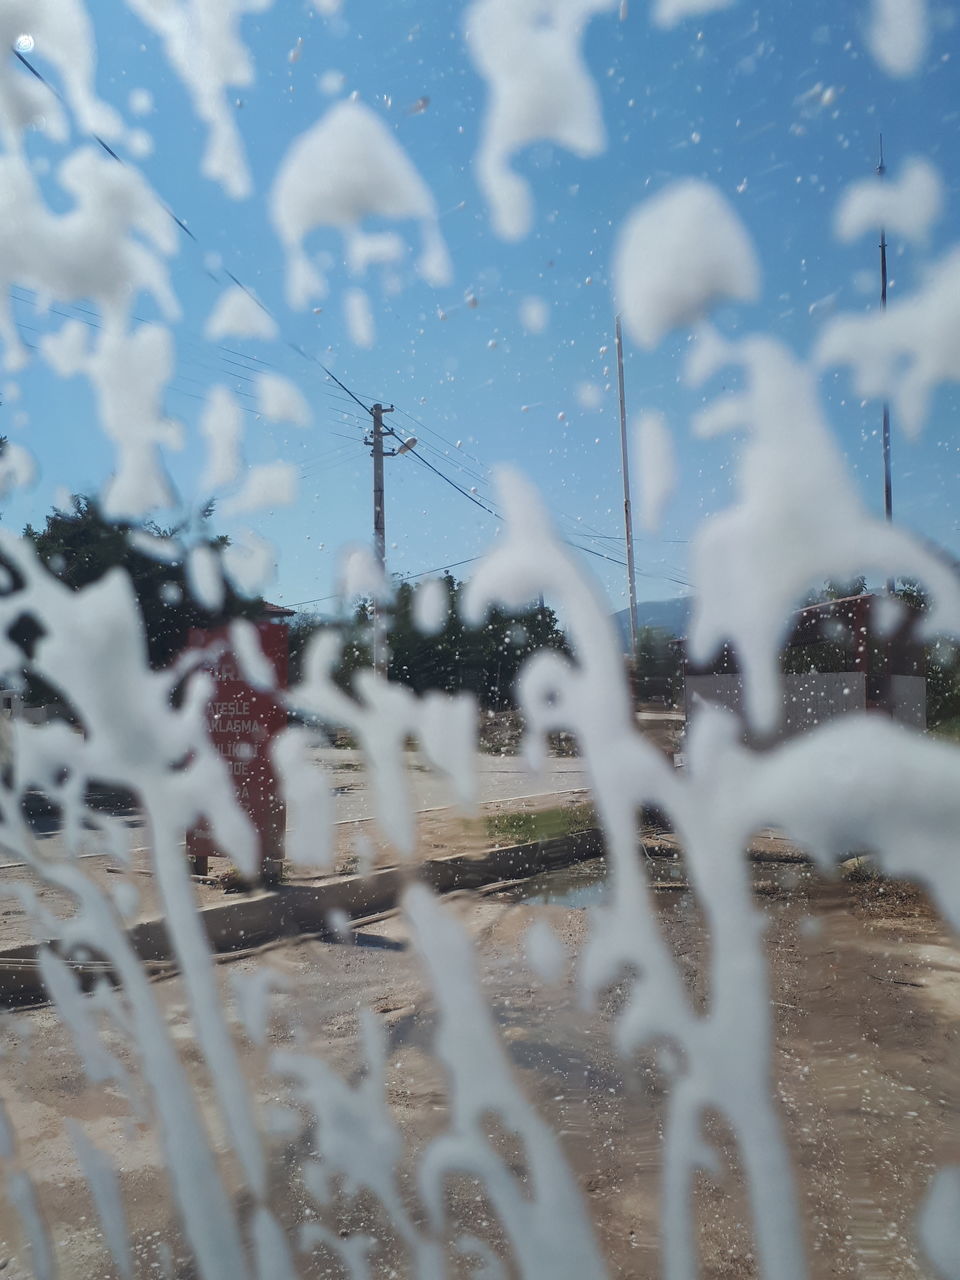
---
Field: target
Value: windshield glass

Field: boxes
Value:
[0,3,956,1278]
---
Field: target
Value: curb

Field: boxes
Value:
[0,828,606,1007]
[0,827,811,1006]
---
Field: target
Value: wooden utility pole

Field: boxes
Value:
[371,402,393,570]
[615,315,639,657]
[368,402,393,674]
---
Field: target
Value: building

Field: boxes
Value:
[684,592,926,741]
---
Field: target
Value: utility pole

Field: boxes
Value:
[370,402,393,571]
[367,402,393,674]
[615,314,639,658]
[365,404,418,674]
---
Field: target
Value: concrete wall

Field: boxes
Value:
[686,672,868,740]
[887,675,926,729]
[685,671,927,738]
[782,673,868,734]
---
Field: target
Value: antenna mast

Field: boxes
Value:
[878,135,893,527]
[878,135,895,596]
[615,314,639,659]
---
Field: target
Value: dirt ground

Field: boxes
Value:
[0,862,955,1278]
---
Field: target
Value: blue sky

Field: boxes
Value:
[5,0,959,617]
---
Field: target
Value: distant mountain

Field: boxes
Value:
[612,597,691,652]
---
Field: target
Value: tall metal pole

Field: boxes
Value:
[615,315,639,657]
[878,136,893,527]
[877,137,895,597]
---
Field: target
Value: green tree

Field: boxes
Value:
[288,608,371,693]
[633,626,682,705]
[291,575,569,710]
[385,576,567,709]
[23,496,261,668]
[891,581,960,731]
[816,575,867,602]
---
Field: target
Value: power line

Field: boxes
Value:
[399,419,639,558]
[399,556,482,582]
[394,399,646,552]
[14,50,200,245]
[407,432,495,489]
[7,311,266,419]
[405,445,641,571]
[301,442,359,462]
[286,553,485,610]
[393,404,487,470]
[301,456,363,481]
[299,444,363,473]
[8,287,356,412]
[287,592,342,610]
[398,407,599,525]
[565,540,627,568]
[407,442,689,582]
[406,449,503,519]
[14,49,689,593]
[163,385,262,416]
[14,267,682,580]
[578,532,688,545]
[15,49,377,422]
[9,284,374,450]
[282,339,372,416]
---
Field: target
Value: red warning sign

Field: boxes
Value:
[186,620,288,877]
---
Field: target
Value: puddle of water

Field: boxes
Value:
[499,857,610,908]
[498,855,812,909]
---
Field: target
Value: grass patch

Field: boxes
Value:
[484,803,597,847]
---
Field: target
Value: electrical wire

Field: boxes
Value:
[13,50,199,246]
[565,541,628,568]
[8,288,354,416]
[393,404,487,470]
[405,440,692,583]
[406,449,503,519]
[404,447,639,571]
[13,267,684,584]
[392,398,692,588]
[406,435,496,492]
[399,556,483,582]
[13,50,689,594]
[299,446,361,476]
[286,555,485,610]
[14,49,377,423]
[394,400,650,552]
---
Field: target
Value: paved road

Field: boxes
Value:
[314,748,592,824]
[0,751,593,947]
